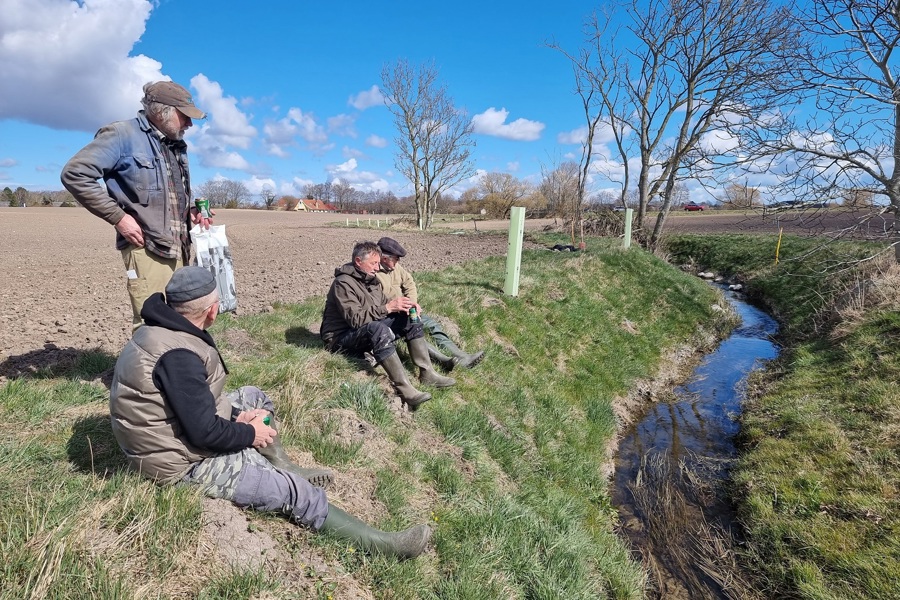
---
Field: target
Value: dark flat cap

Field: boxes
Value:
[143,81,206,119]
[165,266,216,303]
[377,237,406,258]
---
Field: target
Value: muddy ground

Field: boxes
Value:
[0,205,888,377]
[0,208,554,377]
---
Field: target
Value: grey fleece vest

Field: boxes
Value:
[109,325,230,484]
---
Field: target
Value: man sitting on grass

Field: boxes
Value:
[320,241,456,409]
[375,237,484,371]
[109,266,431,559]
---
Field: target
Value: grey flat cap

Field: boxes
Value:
[165,266,216,303]
[377,237,406,258]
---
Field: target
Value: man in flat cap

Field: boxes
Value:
[109,266,431,559]
[62,80,213,329]
[320,241,456,409]
[375,237,484,370]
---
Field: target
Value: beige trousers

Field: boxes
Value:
[121,246,183,328]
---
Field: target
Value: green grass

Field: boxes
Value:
[667,233,900,600]
[0,235,726,598]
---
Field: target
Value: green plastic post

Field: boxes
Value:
[504,207,525,296]
[623,208,633,249]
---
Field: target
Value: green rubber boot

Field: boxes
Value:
[408,337,456,388]
[257,435,335,488]
[379,352,431,408]
[431,331,484,369]
[319,504,432,559]
[427,342,458,371]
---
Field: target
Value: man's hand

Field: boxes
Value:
[386,296,414,314]
[249,414,277,448]
[115,214,145,247]
[235,408,269,424]
[190,207,215,230]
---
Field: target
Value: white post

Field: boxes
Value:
[504,207,526,296]
[623,208,634,249]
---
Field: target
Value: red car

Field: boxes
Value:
[683,202,705,211]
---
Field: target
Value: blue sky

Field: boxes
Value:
[0,0,600,199]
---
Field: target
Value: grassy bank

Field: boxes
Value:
[0,236,726,599]
[667,234,900,600]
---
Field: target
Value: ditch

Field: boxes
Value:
[612,287,779,599]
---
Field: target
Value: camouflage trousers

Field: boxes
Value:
[180,386,329,529]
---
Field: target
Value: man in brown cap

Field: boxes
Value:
[61,80,212,329]
[109,266,431,560]
[376,237,484,369]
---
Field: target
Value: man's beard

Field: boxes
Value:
[161,125,185,141]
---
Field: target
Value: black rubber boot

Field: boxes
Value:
[257,436,335,488]
[319,504,431,559]
[379,352,431,408]
[408,337,456,388]
[431,331,484,369]
[427,343,458,371]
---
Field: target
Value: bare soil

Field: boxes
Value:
[1,205,889,378]
[0,208,552,377]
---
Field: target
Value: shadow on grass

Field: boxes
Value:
[0,345,116,388]
[67,414,129,477]
[285,326,323,349]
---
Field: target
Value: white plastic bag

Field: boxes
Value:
[191,224,237,313]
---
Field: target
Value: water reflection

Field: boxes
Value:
[613,288,779,599]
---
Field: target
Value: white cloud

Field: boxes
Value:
[366,134,388,148]
[261,107,329,157]
[325,158,391,192]
[191,74,257,149]
[557,122,619,146]
[243,176,277,196]
[343,146,364,159]
[348,85,385,110]
[471,107,544,141]
[327,113,356,137]
[557,127,586,145]
[198,147,251,171]
[507,161,520,172]
[0,158,17,168]
[0,0,162,131]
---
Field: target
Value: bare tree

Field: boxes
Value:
[469,172,536,219]
[332,181,357,212]
[381,59,475,229]
[739,0,900,261]
[842,189,874,209]
[196,179,252,208]
[540,161,581,218]
[560,0,796,249]
[720,183,762,209]
[260,187,277,210]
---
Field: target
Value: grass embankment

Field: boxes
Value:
[667,234,900,600]
[0,235,726,599]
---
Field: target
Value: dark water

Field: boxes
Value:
[612,288,779,599]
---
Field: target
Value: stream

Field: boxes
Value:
[612,287,780,599]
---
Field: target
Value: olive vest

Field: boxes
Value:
[109,325,230,483]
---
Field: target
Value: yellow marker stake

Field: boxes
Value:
[775,227,784,266]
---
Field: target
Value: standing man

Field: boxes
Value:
[109,266,431,559]
[375,237,484,370]
[61,80,212,328]
[320,241,455,409]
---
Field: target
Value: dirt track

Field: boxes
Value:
[1,206,892,378]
